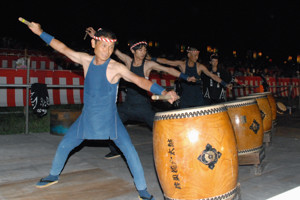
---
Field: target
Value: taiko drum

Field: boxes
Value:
[249,92,277,122]
[153,104,238,200]
[237,95,272,135]
[224,99,264,155]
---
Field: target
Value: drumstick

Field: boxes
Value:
[83,32,88,40]
[18,17,31,26]
[151,95,172,100]
[151,95,180,101]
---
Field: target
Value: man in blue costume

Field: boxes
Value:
[25,21,178,200]
[149,47,232,108]
[85,26,196,159]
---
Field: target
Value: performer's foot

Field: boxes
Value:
[138,189,155,200]
[35,175,59,188]
[104,151,121,159]
[138,195,155,200]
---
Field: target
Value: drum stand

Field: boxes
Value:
[264,120,277,147]
[238,146,265,175]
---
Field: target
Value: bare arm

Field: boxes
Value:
[116,64,178,104]
[114,49,132,68]
[146,61,195,82]
[28,22,89,69]
[147,61,181,77]
[200,64,233,89]
[156,58,183,68]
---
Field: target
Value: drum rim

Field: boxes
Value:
[224,99,257,108]
[154,104,227,120]
[236,94,267,100]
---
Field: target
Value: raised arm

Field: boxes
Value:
[114,49,132,68]
[28,22,89,69]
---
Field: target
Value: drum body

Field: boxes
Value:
[237,95,272,134]
[224,99,264,155]
[153,105,238,200]
[249,92,276,122]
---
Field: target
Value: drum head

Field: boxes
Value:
[277,102,287,112]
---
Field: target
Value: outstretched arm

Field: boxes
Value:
[147,55,184,70]
[117,64,179,104]
[201,64,233,89]
[148,61,196,82]
[27,22,89,68]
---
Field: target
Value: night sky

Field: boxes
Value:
[2,0,300,64]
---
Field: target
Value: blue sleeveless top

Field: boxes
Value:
[75,57,119,139]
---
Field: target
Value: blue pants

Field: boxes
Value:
[49,116,147,190]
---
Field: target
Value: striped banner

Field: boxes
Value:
[0,69,299,107]
[0,55,68,70]
[0,69,84,107]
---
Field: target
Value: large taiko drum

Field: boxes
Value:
[153,105,238,200]
[249,92,277,123]
[237,95,272,135]
[224,99,264,155]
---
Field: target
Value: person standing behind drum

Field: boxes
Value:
[149,47,232,108]
[202,53,233,104]
[85,27,196,159]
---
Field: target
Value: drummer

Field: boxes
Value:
[202,53,237,104]
[25,21,178,200]
[85,27,196,159]
[148,47,232,108]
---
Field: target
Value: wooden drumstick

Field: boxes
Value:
[83,32,88,40]
[151,95,180,101]
[151,95,172,100]
[18,17,31,26]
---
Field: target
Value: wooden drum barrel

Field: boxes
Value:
[153,105,238,200]
[237,95,272,136]
[249,92,277,123]
[224,99,264,155]
[50,109,81,135]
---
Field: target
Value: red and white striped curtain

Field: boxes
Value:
[0,69,299,107]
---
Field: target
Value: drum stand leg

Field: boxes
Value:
[252,162,266,176]
[238,147,266,176]
[263,131,272,147]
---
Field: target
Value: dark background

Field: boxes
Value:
[1,0,300,65]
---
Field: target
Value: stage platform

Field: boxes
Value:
[0,111,300,200]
